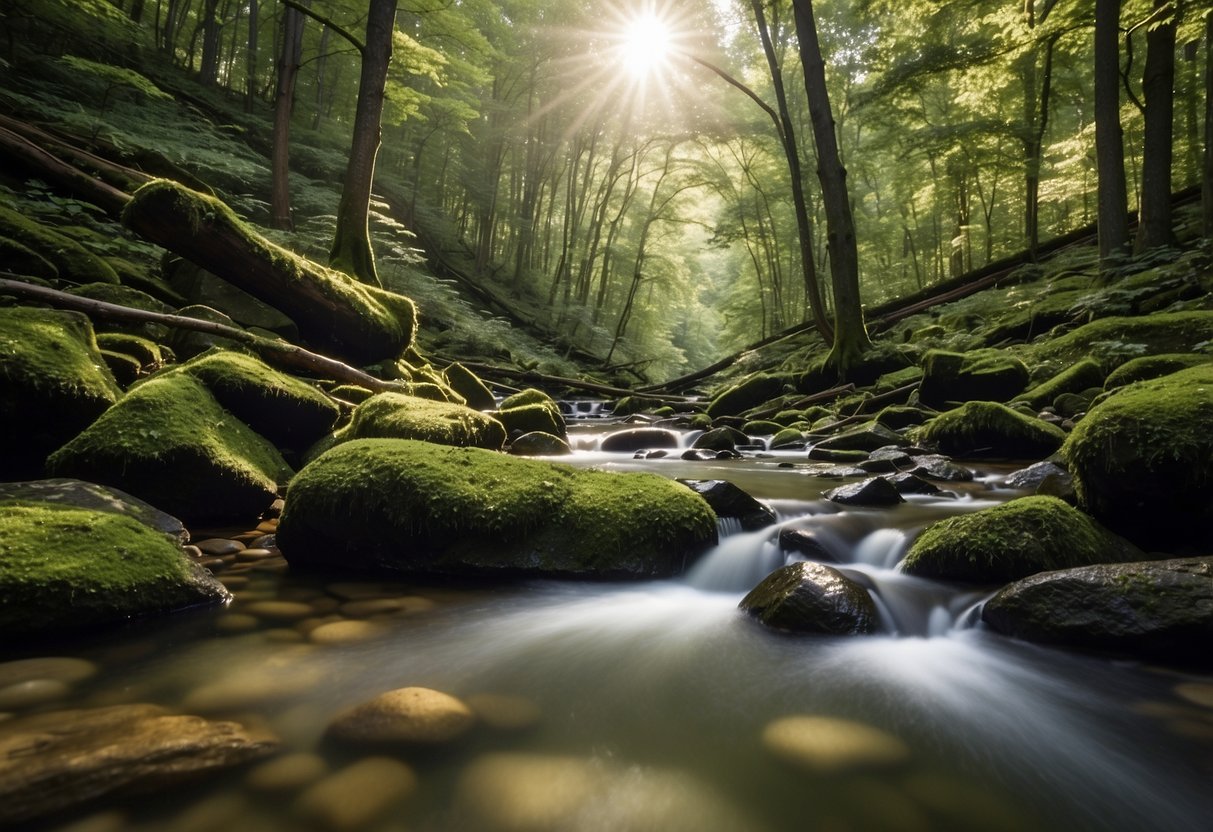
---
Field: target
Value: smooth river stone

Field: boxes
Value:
[464,693,542,732]
[762,715,910,774]
[326,686,476,745]
[245,752,329,792]
[182,667,321,713]
[294,757,416,832]
[325,582,410,601]
[0,679,71,710]
[0,656,97,687]
[0,704,277,824]
[195,538,245,556]
[215,613,260,634]
[339,596,436,617]
[243,601,314,621]
[308,620,388,645]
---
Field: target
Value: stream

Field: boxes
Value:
[6,418,1213,832]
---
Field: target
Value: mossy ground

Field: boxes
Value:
[336,392,506,450]
[1017,359,1104,409]
[1026,312,1213,371]
[0,500,228,637]
[911,401,1065,459]
[277,438,717,579]
[0,204,119,284]
[1104,354,1213,389]
[901,495,1143,583]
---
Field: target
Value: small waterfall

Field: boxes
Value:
[685,526,784,593]
[851,527,908,569]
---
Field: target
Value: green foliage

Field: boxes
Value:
[57,55,170,101]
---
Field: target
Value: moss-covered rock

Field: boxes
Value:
[918,349,1030,408]
[95,333,164,370]
[0,206,119,284]
[769,427,806,449]
[739,561,878,635]
[1061,365,1213,548]
[901,495,1143,583]
[509,431,571,456]
[277,439,717,579]
[707,373,786,419]
[499,388,554,410]
[0,501,229,637]
[0,236,59,279]
[443,362,496,411]
[330,384,375,404]
[692,426,748,451]
[813,422,906,453]
[164,260,298,338]
[336,392,506,450]
[496,389,566,438]
[874,405,930,431]
[100,348,141,386]
[168,304,246,359]
[911,401,1066,459]
[48,373,290,523]
[1017,359,1104,410]
[1103,353,1213,389]
[0,307,122,478]
[1027,312,1213,370]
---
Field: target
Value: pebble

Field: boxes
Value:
[0,656,97,687]
[340,596,436,618]
[167,793,250,832]
[218,575,250,590]
[309,620,388,645]
[262,628,306,644]
[325,582,409,601]
[1174,682,1213,709]
[256,520,278,533]
[326,686,476,745]
[195,538,245,556]
[215,613,261,634]
[246,752,329,792]
[183,544,203,559]
[295,757,416,832]
[464,693,542,732]
[182,667,321,712]
[0,679,71,710]
[198,557,228,573]
[761,715,910,774]
[249,559,289,574]
[243,601,314,622]
[236,548,278,561]
[295,615,345,635]
[251,533,277,548]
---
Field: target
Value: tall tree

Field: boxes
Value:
[330,0,399,286]
[1095,0,1130,271]
[270,2,305,230]
[1204,7,1213,237]
[1135,0,1178,252]
[792,0,872,376]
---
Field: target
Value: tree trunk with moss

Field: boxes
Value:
[329,0,397,288]
[791,0,872,377]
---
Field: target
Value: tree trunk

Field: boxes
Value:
[792,0,872,377]
[270,4,304,230]
[245,0,259,113]
[198,0,222,85]
[1205,8,1213,237]
[329,0,398,287]
[311,25,331,129]
[1095,0,1131,273]
[1136,0,1177,252]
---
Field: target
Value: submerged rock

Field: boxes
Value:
[739,561,879,635]
[295,757,416,832]
[0,704,277,824]
[601,426,680,452]
[277,439,717,579]
[762,715,910,774]
[911,400,1066,459]
[326,686,476,746]
[1062,365,1213,549]
[982,557,1213,665]
[0,501,230,637]
[679,479,775,530]
[901,495,1143,583]
[336,391,506,450]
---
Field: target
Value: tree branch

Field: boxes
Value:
[279,0,365,54]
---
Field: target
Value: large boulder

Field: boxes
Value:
[0,307,122,478]
[901,495,1143,583]
[0,478,187,543]
[337,391,506,450]
[812,422,907,453]
[678,480,775,530]
[442,362,496,411]
[1103,353,1213,389]
[707,373,785,419]
[277,439,717,579]
[496,389,566,439]
[48,373,290,523]
[918,349,1030,408]
[1062,365,1213,549]
[911,401,1066,459]
[739,561,879,635]
[0,500,230,637]
[982,557,1213,665]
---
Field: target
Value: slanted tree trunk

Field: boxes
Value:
[791,0,872,377]
[1095,0,1131,273]
[329,0,398,287]
[270,3,305,230]
[1136,0,1177,252]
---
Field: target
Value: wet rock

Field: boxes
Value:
[761,715,910,774]
[0,479,187,544]
[858,452,914,473]
[509,431,571,456]
[808,447,869,464]
[887,472,943,496]
[182,665,321,712]
[0,703,278,824]
[681,448,719,461]
[911,401,1066,459]
[308,620,389,644]
[813,422,907,453]
[908,454,973,482]
[0,657,97,688]
[692,426,749,451]
[243,601,314,622]
[0,679,71,710]
[601,427,680,452]
[246,752,329,792]
[196,538,245,555]
[739,561,879,635]
[903,495,1144,583]
[295,757,416,832]
[777,527,838,562]
[678,479,776,531]
[325,686,476,746]
[982,556,1213,665]
[826,477,905,507]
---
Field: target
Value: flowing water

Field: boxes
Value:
[6,422,1213,832]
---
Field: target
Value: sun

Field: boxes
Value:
[620,13,673,78]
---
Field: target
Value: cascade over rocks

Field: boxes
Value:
[739,561,879,635]
[277,439,717,580]
[826,476,906,507]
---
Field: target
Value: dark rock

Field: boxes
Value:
[813,422,907,453]
[919,349,1030,408]
[907,454,973,482]
[1052,392,1089,419]
[715,449,742,460]
[168,304,245,359]
[982,557,1213,665]
[680,448,719,461]
[601,427,681,452]
[825,477,905,507]
[1003,461,1072,497]
[692,426,748,451]
[808,447,869,464]
[777,527,838,562]
[0,704,277,824]
[0,478,187,543]
[739,562,878,635]
[509,431,571,456]
[679,480,776,531]
[1017,359,1105,410]
[874,405,931,431]
[166,260,298,338]
[858,453,913,474]
[887,473,942,496]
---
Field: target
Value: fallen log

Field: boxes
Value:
[122,180,416,364]
[0,126,132,217]
[0,276,406,394]
[0,115,153,194]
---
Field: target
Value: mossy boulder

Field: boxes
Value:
[693,426,749,451]
[509,431,571,456]
[0,206,119,284]
[95,333,164,370]
[1027,312,1213,370]
[1017,359,1104,410]
[813,422,906,453]
[0,501,229,638]
[982,556,1213,665]
[48,373,290,523]
[1103,353,1213,389]
[0,237,58,279]
[875,405,930,431]
[739,562,879,635]
[497,389,566,439]
[901,496,1143,583]
[1061,365,1213,548]
[911,401,1066,459]
[707,373,785,419]
[277,439,717,580]
[443,362,496,411]
[918,349,1030,408]
[336,392,506,450]
[0,307,122,478]
[330,384,375,404]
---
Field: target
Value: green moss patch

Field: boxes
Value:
[1062,365,1213,548]
[1017,359,1105,409]
[497,389,566,438]
[1027,312,1213,370]
[0,306,122,478]
[0,501,229,637]
[902,495,1143,583]
[1104,354,1213,389]
[48,373,290,523]
[277,438,717,579]
[0,205,119,284]
[707,373,786,419]
[911,401,1065,459]
[443,362,496,411]
[337,392,506,450]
